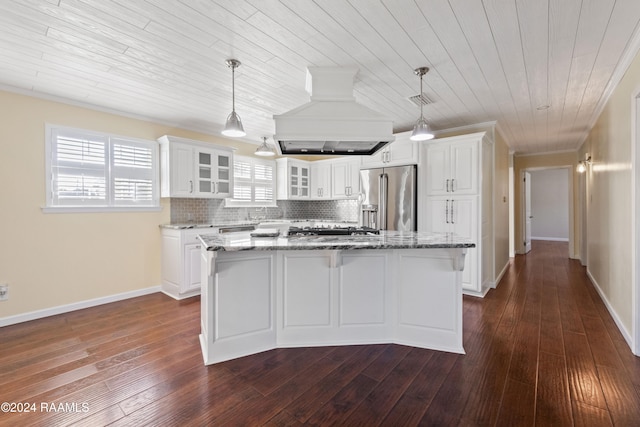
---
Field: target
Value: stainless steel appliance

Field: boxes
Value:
[360,165,417,231]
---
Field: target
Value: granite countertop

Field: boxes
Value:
[160,221,258,230]
[160,219,358,230]
[198,230,475,252]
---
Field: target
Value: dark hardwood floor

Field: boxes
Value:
[2,241,640,426]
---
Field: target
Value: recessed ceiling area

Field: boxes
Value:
[1,0,639,155]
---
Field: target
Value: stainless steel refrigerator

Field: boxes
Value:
[360,165,417,231]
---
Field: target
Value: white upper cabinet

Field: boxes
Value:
[276,158,310,199]
[159,135,234,199]
[331,157,361,199]
[310,161,332,199]
[424,136,478,195]
[360,131,418,168]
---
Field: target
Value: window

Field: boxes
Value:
[225,155,276,207]
[44,125,160,212]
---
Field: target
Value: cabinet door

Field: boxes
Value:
[183,243,202,293]
[299,165,309,197]
[423,197,450,233]
[449,197,478,292]
[289,164,309,198]
[214,150,232,197]
[450,141,478,194]
[170,144,195,197]
[331,159,360,198]
[195,150,214,196]
[360,148,386,168]
[387,139,417,165]
[311,162,331,199]
[348,159,361,196]
[425,144,450,195]
[331,161,350,198]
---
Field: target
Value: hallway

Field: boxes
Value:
[1,241,640,425]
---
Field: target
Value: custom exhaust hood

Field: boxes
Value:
[273,67,395,155]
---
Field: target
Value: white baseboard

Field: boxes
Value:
[0,286,161,328]
[493,259,512,288]
[586,269,633,350]
[531,237,569,242]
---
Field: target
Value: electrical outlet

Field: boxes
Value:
[0,284,8,301]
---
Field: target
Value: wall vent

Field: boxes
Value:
[408,93,433,107]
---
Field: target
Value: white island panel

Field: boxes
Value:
[281,252,333,327]
[216,255,273,338]
[200,251,277,365]
[339,251,389,325]
[396,251,463,353]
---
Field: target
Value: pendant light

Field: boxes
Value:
[410,67,434,141]
[255,136,276,157]
[222,59,246,137]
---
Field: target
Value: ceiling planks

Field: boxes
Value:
[0,0,638,153]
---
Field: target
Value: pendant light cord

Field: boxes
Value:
[231,63,236,112]
[419,72,424,119]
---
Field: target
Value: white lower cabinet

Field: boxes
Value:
[424,196,478,291]
[161,227,215,299]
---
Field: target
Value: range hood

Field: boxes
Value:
[273,67,394,155]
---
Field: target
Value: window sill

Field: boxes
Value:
[42,206,163,214]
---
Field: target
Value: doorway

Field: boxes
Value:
[520,166,574,257]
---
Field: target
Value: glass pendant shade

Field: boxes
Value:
[222,110,245,137]
[221,59,246,138]
[410,117,434,141]
[576,161,586,173]
[255,137,275,156]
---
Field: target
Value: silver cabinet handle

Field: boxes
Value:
[212,182,216,194]
[451,178,455,192]
[445,200,450,224]
[446,179,450,192]
[189,180,193,193]
[451,199,455,224]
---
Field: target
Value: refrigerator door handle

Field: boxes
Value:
[379,173,388,230]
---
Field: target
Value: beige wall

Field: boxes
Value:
[0,90,256,320]
[577,49,640,335]
[493,129,511,280]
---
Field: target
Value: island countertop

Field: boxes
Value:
[198,230,475,252]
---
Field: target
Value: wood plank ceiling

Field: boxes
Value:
[1,0,639,154]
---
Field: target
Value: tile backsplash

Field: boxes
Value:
[170,198,359,224]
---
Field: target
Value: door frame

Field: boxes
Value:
[632,92,640,355]
[524,171,532,253]
[519,166,575,257]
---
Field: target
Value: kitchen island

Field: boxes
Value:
[198,231,475,365]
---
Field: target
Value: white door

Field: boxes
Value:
[524,171,532,253]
